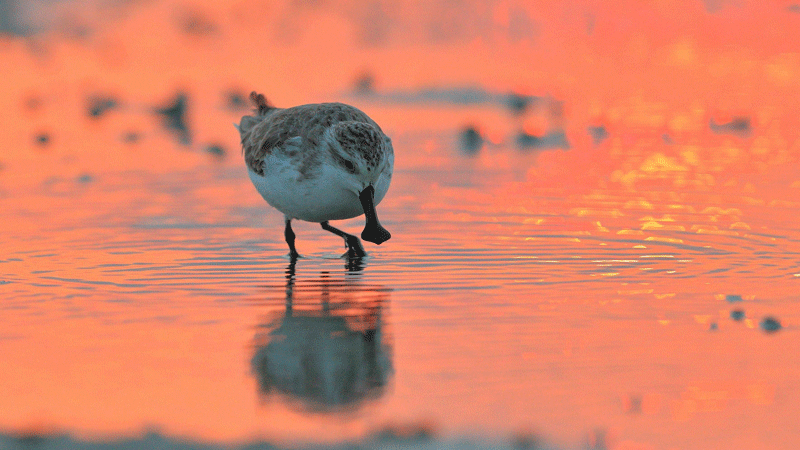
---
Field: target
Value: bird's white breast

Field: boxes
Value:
[248,154,367,223]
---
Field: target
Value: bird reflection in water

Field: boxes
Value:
[251,258,392,411]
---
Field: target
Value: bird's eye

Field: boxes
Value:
[343,160,355,172]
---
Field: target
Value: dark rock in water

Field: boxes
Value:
[122,131,141,144]
[760,317,781,333]
[710,117,751,137]
[512,432,544,449]
[373,422,436,442]
[34,132,50,147]
[0,0,33,35]
[154,93,191,146]
[709,322,718,331]
[224,90,248,111]
[662,133,675,145]
[357,85,496,106]
[730,309,745,321]
[24,95,43,111]
[622,393,643,414]
[418,86,490,105]
[76,174,94,183]
[725,294,743,303]
[586,428,608,450]
[13,431,49,446]
[204,144,226,158]
[587,125,608,146]
[87,95,118,118]
[178,9,217,36]
[353,72,376,95]
[515,130,570,151]
[504,92,537,115]
[458,125,483,155]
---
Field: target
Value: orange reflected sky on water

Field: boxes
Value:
[2,1,800,449]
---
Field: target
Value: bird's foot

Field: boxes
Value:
[344,235,367,258]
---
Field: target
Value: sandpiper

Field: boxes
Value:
[238,92,392,258]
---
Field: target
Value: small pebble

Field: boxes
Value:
[760,317,782,333]
[225,91,247,110]
[155,92,191,146]
[512,432,543,449]
[25,96,43,111]
[515,130,570,150]
[76,174,94,183]
[205,144,226,158]
[180,10,217,36]
[87,96,118,118]
[374,422,436,442]
[725,294,743,303]
[353,72,376,95]
[730,310,745,321]
[587,125,609,146]
[35,133,50,146]
[122,131,141,144]
[504,92,535,115]
[710,117,751,136]
[458,125,483,155]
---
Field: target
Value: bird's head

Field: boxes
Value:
[326,121,393,245]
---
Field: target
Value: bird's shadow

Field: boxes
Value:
[250,257,393,412]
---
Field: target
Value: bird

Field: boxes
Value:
[238,92,392,259]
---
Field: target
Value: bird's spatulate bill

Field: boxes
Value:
[359,185,391,245]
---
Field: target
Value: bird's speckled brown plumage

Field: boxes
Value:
[240,98,383,176]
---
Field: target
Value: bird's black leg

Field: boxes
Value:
[320,221,366,258]
[284,218,300,259]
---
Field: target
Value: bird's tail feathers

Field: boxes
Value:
[250,91,275,116]
[236,92,277,142]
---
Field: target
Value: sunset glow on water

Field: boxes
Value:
[2,1,800,449]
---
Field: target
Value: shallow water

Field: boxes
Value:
[4,125,800,449]
[3,2,800,449]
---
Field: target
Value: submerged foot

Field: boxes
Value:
[284,219,300,260]
[344,235,366,258]
[321,221,367,258]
